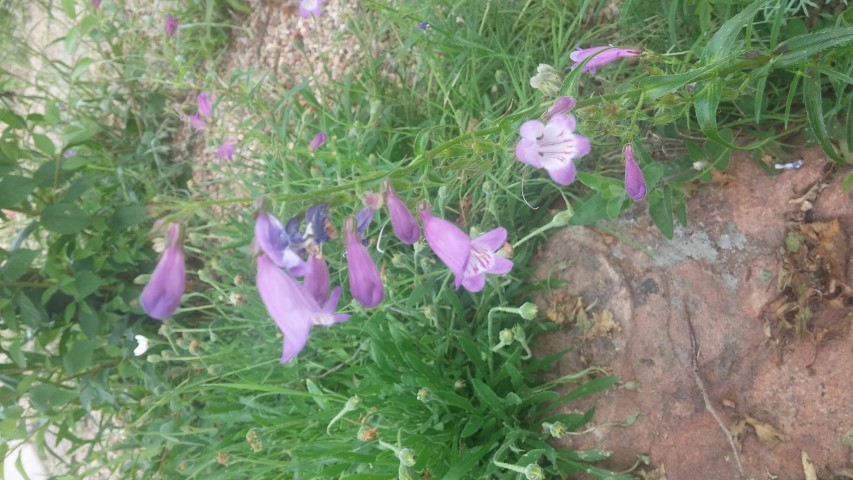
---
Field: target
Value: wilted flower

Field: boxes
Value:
[218,140,236,162]
[418,206,513,292]
[529,64,562,97]
[514,113,591,185]
[299,0,326,18]
[140,222,186,320]
[304,204,331,245]
[570,46,641,73]
[309,131,327,150]
[133,335,150,356]
[254,210,309,276]
[345,217,384,307]
[304,254,330,305]
[164,15,179,36]
[256,254,349,363]
[623,144,646,200]
[383,180,419,244]
[545,96,576,119]
[197,92,212,117]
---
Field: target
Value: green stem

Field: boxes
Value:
[0,280,54,288]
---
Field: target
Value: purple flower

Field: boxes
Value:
[299,0,326,18]
[355,207,374,239]
[545,96,576,119]
[256,254,349,364]
[164,15,179,36]
[416,21,430,31]
[92,0,102,7]
[304,204,330,244]
[384,180,419,244]
[187,113,205,131]
[304,254,330,305]
[514,113,590,185]
[254,210,309,276]
[218,140,236,162]
[418,207,513,292]
[569,46,641,74]
[140,222,186,320]
[624,144,646,200]
[197,92,212,118]
[309,131,327,150]
[345,217,384,307]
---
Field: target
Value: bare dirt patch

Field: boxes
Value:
[532,147,853,479]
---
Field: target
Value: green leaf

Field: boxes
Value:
[78,302,99,338]
[71,57,96,82]
[41,203,90,234]
[568,192,608,226]
[470,378,504,410]
[803,68,844,163]
[60,0,77,18]
[561,375,619,404]
[64,339,97,375]
[456,334,487,376]
[225,0,253,13]
[78,15,97,37]
[73,270,102,299]
[640,61,720,100]
[460,416,484,438]
[32,133,55,157]
[701,0,762,64]
[648,186,674,239]
[774,27,853,68]
[0,109,26,129]
[16,293,45,329]
[63,123,100,147]
[440,435,500,480]
[2,249,39,281]
[28,384,77,415]
[0,175,35,208]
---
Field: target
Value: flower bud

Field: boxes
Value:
[524,464,545,480]
[624,144,647,201]
[518,302,538,320]
[529,64,562,97]
[416,388,432,403]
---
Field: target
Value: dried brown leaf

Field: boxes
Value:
[745,416,791,448]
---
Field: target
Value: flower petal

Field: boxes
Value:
[545,160,577,185]
[519,119,545,141]
[304,254,330,305]
[461,272,486,292]
[471,227,507,251]
[346,219,384,307]
[488,256,514,275]
[548,113,576,133]
[514,138,543,168]
[624,144,647,200]
[140,223,186,320]
[419,208,471,283]
[385,181,420,244]
[256,254,315,363]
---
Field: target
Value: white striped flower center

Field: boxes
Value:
[464,244,495,277]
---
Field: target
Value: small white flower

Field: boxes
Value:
[134,335,150,357]
[692,160,708,170]
[529,64,562,97]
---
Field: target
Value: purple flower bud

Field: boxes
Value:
[197,92,212,118]
[164,15,179,37]
[416,21,430,31]
[355,207,374,240]
[187,113,205,130]
[345,217,384,307]
[419,206,513,292]
[624,144,646,201]
[384,180,419,244]
[254,210,309,276]
[304,254,330,305]
[545,96,576,119]
[256,254,349,363]
[217,140,236,162]
[309,131,327,150]
[299,0,326,18]
[92,0,102,7]
[570,46,641,73]
[140,222,186,320]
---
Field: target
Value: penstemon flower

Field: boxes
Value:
[254,210,309,276]
[544,96,576,119]
[529,64,562,97]
[569,46,641,73]
[217,140,236,162]
[345,217,384,307]
[256,254,349,363]
[418,206,513,292]
[623,144,647,200]
[140,222,186,320]
[304,253,330,305]
[187,113,205,131]
[309,131,327,150]
[514,113,590,185]
[383,180,419,244]
[197,92,212,118]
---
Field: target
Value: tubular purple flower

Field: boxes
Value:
[304,254,330,305]
[140,222,186,320]
[197,93,212,118]
[570,46,641,73]
[514,113,590,185]
[624,144,647,201]
[254,210,309,276]
[92,0,102,7]
[164,15,179,36]
[545,96,576,119]
[299,0,326,17]
[187,113,205,131]
[418,207,513,292]
[384,180,419,244]
[256,254,349,364]
[309,131,327,150]
[345,217,384,307]
[218,140,236,162]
